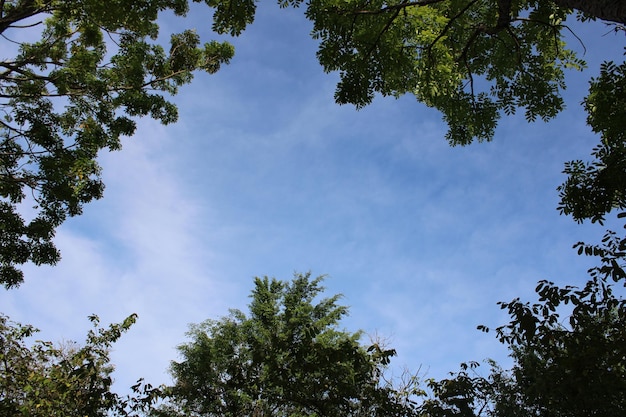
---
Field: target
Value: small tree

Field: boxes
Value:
[0,313,159,416]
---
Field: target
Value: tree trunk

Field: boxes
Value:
[555,0,626,24]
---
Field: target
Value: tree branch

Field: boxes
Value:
[0,0,52,35]
[365,7,402,58]
[347,0,446,15]
[554,0,626,24]
[426,0,480,58]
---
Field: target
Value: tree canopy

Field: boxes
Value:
[204,0,623,142]
[209,0,626,224]
[0,0,234,288]
[2,0,625,287]
[159,273,416,417]
[490,227,626,416]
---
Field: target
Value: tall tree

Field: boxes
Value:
[0,0,234,288]
[159,272,416,417]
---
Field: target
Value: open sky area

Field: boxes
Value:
[2,2,625,393]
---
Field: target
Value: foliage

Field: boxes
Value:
[422,223,626,417]
[0,0,234,288]
[213,0,594,145]
[192,0,624,146]
[310,0,589,145]
[209,0,626,224]
[558,58,626,224]
[491,225,626,416]
[416,359,548,417]
[159,272,417,417]
[0,312,162,416]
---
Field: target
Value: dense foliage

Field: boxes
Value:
[493,226,626,416]
[421,223,626,416]
[159,273,416,417]
[0,0,234,287]
[208,0,626,225]
[2,0,625,286]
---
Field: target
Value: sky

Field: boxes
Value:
[1,2,625,395]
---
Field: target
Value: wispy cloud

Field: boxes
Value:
[1,119,245,390]
[1,5,620,398]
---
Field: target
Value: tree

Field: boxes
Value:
[158,272,417,417]
[0,0,234,288]
[558,59,626,224]
[489,226,626,416]
[419,221,626,417]
[0,313,160,416]
[204,0,623,143]
[205,0,625,224]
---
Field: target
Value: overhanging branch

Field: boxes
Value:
[554,0,626,24]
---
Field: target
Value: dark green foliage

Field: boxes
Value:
[0,0,234,288]
[426,226,626,417]
[558,59,626,224]
[194,0,625,224]
[0,313,162,416]
[417,360,509,417]
[492,226,626,416]
[160,272,416,417]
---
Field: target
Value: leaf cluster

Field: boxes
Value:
[0,0,235,287]
[0,312,162,416]
[469,224,626,416]
[303,0,585,144]
[558,58,626,224]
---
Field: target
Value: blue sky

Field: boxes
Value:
[2,3,625,393]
